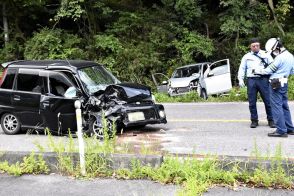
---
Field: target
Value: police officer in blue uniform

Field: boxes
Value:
[254,38,294,137]
[238,38,275,128]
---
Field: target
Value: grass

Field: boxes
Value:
[0,151,49,176]
[154,87,248,103]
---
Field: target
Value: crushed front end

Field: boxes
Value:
[81,82,167,137]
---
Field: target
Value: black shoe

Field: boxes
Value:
[268,131,288,137]
[287,130,294,135]
[268,120,276,128]
[250,120,258,128]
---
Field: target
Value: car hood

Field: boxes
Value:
[169,76,199,88]
[102,82,151,102]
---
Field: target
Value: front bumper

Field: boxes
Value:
[168,86,197,96]
[121,104,167,127]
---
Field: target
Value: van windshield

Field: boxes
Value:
[172,65,200,78]
[78,65,120,94]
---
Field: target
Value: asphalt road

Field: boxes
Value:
[0,174,292,196]
[0,102,294,158]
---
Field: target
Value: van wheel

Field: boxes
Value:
[200,89,208,100]
[1,113,21,135]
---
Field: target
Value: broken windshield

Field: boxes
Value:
[78,65,120,94]
[172,65,200,78]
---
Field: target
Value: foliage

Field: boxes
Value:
[172,29,214,64]
[24,28,88,60]
[54,0,85,22]
[1,0,294,91]
[0,41,24,62]
[20,152,49,174]
[0,152,49,176]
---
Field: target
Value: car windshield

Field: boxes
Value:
[78,65,120,94]
[172,65,200,78]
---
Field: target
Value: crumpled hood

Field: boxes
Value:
[169,76,199,88]
[102,82,151,102]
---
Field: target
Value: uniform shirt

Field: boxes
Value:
[262,50,294,79]
[238,50,273,80]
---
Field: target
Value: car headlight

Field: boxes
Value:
[190,81,197,86]
[159,110,166,118]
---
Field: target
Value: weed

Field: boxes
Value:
[21,152,49,174]
[0,152,48,176]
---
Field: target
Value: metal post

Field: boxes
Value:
[75,100,86,175]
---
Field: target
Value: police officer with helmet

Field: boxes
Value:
[238,38,275,128]
[253,38,294,137]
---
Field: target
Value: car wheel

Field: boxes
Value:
[1,113,21,135]
[89,117,114,140]
[200,89,208,100]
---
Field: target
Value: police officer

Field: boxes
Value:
[238,38,275,128]
[254,38,294,137]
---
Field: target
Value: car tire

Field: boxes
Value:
[200,89,208,100]
[128,125,146,130]
[1,113,21,135]
[88,117,114,140]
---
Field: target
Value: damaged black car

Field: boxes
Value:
[0,60,167,138]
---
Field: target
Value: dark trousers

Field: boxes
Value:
[270,84,294,134]
[247,77,273,121]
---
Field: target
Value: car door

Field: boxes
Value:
[151,73,169,93]
[40,71,78,135]
[203,59,232,95]
[13,69,43,128]
[0,68,17,112]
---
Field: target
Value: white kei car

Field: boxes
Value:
[152,59,232,99]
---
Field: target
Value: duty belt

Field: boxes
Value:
[270,78,288,87]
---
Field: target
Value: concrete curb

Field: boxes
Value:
[0,151,163,173]
[0,151,293,175]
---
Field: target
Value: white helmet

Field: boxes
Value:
[265,38,281,52]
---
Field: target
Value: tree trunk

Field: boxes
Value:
[235,26,239,51]
[2,2,9,45]
[267,0,285,36]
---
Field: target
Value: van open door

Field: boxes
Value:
[203,59,232,95]
[151,73,169,93]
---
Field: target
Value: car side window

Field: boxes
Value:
[0,69,16,89]
[209,63,228,76]
[17,72,43,93]
[49,73,75,98]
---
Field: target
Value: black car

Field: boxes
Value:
[0,60,167,138]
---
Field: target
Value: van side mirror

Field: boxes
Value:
[162,81,168,85]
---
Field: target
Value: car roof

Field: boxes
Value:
[1,60,98,71]
[176,62,210,70]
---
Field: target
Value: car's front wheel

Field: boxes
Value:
[88,117,114,140]
[1,113,21,135]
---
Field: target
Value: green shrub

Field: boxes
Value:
[24,28,88,60]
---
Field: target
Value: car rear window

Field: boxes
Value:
[0,69,16,89]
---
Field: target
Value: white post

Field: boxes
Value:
[75,100,86,176]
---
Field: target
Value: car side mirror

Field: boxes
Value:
[207,72,214,77]
[162,81,168,85]
[64,87,82,98]
[192,73,200,78]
